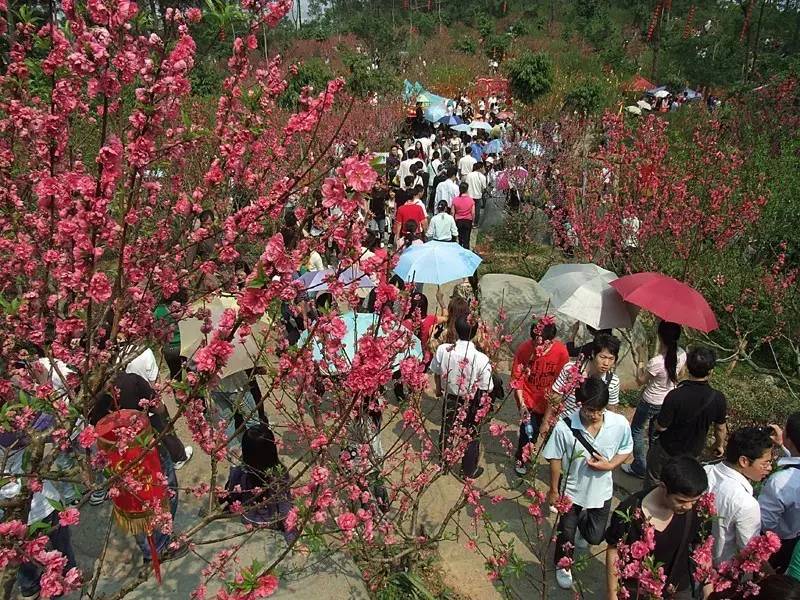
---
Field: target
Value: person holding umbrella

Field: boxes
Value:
[622,321,685,479]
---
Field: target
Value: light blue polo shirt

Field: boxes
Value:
[542,409,633,509]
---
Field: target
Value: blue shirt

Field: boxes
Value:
[543,409,633,509]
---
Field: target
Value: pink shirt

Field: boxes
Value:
[451,194,474,220]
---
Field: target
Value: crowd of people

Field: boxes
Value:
[1,98,797,600]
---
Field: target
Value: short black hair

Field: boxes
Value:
[686,346,717,378]
[530,320,557,342]
[458,181,469,194]
[660,456,708,497]
[575,377,609,410]
[407,148,416,159]
[786,411,800,450]
[446,166,458,178]
[725,426,774,465]
[454,316,477,341]
[404,175,415,186]
[242,424,280,473]
[590,333,621,360]
[413,184,424,196]
[473,162,484,171]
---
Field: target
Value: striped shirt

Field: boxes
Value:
[551,361,620,415]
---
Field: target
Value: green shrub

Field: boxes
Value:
[506,51,553,104]
[564,81,604,114]
[278,57,335,110]
[484,33,511,61]
[453,36,478,55]
[341,50,399,98]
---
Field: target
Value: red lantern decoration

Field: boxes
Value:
[647,1,664,41]
[683,5,696,39]
[96,409,169,583]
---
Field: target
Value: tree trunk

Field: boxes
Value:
[747,0,769,81]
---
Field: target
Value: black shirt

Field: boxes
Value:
[90,372,166,434]
[656,380,726,457]
[605,489,701,593]
[369,189,388,219]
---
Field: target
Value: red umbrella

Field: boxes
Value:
[609,272,718,333]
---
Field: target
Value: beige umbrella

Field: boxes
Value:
[179,295,272,378]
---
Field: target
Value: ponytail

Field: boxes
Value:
[658,321,682,383]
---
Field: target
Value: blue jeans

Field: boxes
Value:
[136,446,178,561]
[515,412,543,462]
[630,400,661,476]
[210,389,259,447]
[18,512,77,596]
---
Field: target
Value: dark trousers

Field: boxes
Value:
[160,344,189,463]
[440,392,483,477]
[645,439,674,490]
[455,219,472,249]
[770,535,799,573]
[18,512,76,596]
[515,412,543,463]
[554,499,612,565]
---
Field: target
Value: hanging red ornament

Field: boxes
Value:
[647,1,664,41]
[96,409,170,584]
[683,5,696,39]
[740,0,754,42]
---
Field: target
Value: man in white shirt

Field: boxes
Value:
[427,200,459,242]
[464,162,487,203]
[430,316,493,479]
[543,377,632,589]
[759,412,800,572]
[397,149,423,189]
[458,149,476,178]
[705,426,774,565]
[434,166,460,208]
[1,443,77,597]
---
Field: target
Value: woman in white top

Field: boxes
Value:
[623,321,685,478]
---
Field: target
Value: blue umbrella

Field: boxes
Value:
[438,115,463,126]
[469,121,493,131]
[394,240,482,284]
[484,139,504,154]
[424,103,448,123]
[451,123,472,133]
[298,312,423,372]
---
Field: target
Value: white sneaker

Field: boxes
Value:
[556,567,574,589]
[174,446,194,470]
[575,529,589,550]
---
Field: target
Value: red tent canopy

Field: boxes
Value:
[625,75,656,92]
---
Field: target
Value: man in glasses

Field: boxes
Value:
[543,377,633,589]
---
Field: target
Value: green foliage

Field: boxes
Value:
[340,49,398,98]
[278,58,335,110]
[188,60,225,97]
[506,51,554,104]
[413,13,438,38]
[483,33,511,61]
[375,572,438,600]
[564,81,605,114]
[453,36,478,55]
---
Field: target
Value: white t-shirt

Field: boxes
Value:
[464,171,487,200]
[458,155,476,178]
[435,179,460,208]
[641,348,686,406]
[430,340,493,397]
[125,348,160,384]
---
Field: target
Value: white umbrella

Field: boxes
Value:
[179,295,271,378]
[654,89,670,98]
[469,121,493,131]
[637,100,652,110]
[625,105,642,115]
[539,263,638,329]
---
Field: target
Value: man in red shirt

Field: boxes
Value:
[510,319,569,475]
[394,197,427,243]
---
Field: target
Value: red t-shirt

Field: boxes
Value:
[511,339,569,414]
[451,194,474,221]
[396,202,426,230]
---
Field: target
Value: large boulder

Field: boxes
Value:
[479,273,649,389]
